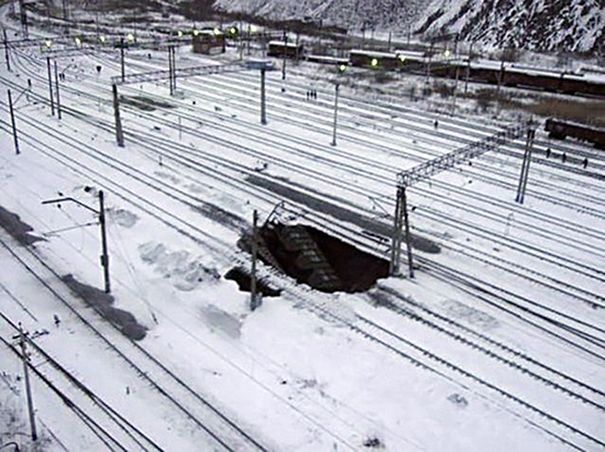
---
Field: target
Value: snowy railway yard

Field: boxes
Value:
[1,6,605,452]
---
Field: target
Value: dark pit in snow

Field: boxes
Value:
[224,267,282,297]
[239,222,389,293]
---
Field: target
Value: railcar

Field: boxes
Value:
[545,118,605,149]
[349,50,401,69]
[267,40,304,58]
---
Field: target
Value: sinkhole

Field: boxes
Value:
[237,222,389,294]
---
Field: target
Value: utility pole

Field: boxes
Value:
[112,84,124,147]
[425,42,434,85]
[170,46,177,95]
[454,33,459,57]
[331,83,340,146]
[47,57,55,116]
[390,185,414,278]
[401,187,414,278]
[18,323,37,441]
[295,32,300,63]
[98,190,110,293]
[239,20,243,60]
[260,67,267,125]
[62,0,68,24]
[3,29,10,72]
[7,89,19,155]
[281,30,287,81]
[120,38,125,83]
[41,191,111,293]
[246,24,251,56]
[54,60,61,120]
[168,46,173,95]
[496,59,505,97]
[452,64,460,115]
[515,126,535,204]
[250,209,259,311]
[465,41,473,94]
[18,0,28,38]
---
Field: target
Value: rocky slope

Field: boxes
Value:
[212,0,605,53]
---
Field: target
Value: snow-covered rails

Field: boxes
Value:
[545,118,605,150]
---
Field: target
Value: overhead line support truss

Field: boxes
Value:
[390,121,535,278]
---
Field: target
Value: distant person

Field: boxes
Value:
[545,147,551,158]
[562,152,567,163]
[53,314,60,327]
[434,119,439,130]
[583,157,588,169]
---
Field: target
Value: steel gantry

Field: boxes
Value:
[110,60,274,147]
[389,120,535,277]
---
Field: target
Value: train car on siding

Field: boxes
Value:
[267,40,304,58]
[545,118,605,149]
[349,49,401,69]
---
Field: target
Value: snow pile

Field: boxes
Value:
[138,242,220,291]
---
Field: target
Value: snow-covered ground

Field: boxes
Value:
[1,4,604,452]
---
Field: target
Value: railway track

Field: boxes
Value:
[2,56,600,338]
[375,284,605,400]
[7,73,600,318]
[0,311,163,452]
[2,34,605,450]
[2,100,600,452]
[0,235,268,451]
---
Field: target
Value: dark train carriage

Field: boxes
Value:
[192,30,226,54]
[545,118,605,149]
[349,50,400,69]
[267,40,304,58]
[558,75,604,97]
[305,54,349,66]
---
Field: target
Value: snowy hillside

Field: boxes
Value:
[213,0,605,53]
[417,0,605,53]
